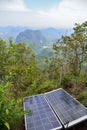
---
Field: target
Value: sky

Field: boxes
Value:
[0,0,87,28]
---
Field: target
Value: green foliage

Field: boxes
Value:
[62,73,87,90]
[0,39,36,96]
[0,82,24,130]
[36,79,60,94]
[78,88,87,107]
[0,38,36,129]
[53,21,87,76]
[0,21,87,130]
[0,39,9,80]
[61,73,73,89]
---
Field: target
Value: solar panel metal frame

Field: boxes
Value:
[44,88,87,129]
[23,94,62,130]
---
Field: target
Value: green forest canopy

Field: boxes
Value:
[0,21,87,130]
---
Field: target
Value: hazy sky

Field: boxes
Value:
[0,0,87,28]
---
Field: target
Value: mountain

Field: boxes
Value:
[0,26,73,61]
[15,28,73,46]
[0,26,73,44]
[0,26,32,43]
[41,27,73,42]
[15,30,47,47]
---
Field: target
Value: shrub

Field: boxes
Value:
[78,88,87,107]
[61,73,73,89]
[0,82,24,130]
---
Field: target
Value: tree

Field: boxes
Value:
[0,39,9,81]
[0,38,36,96]
[53,21,87,76]
[6,41,36,93]
[0,82,23,130]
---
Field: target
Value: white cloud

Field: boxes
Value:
[0,0,87,28]
[0,0,29,11]
[36,0,87,28]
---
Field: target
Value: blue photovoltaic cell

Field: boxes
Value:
[24,94,62,130]
[45,88,87,128]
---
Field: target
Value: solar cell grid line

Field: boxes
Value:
[44,88,87,129]
[23,94,62,130]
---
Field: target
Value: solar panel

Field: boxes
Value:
[45,88,87,128]
[24,94,62,130]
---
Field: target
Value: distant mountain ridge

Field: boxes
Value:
[0,26,73,60]
[0,26,29,42]
[0,26,73,44]
[15,29,47,46]
[41,27,73,42]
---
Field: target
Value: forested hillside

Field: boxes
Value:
[15,30,47,45]
[0,21,87,130]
